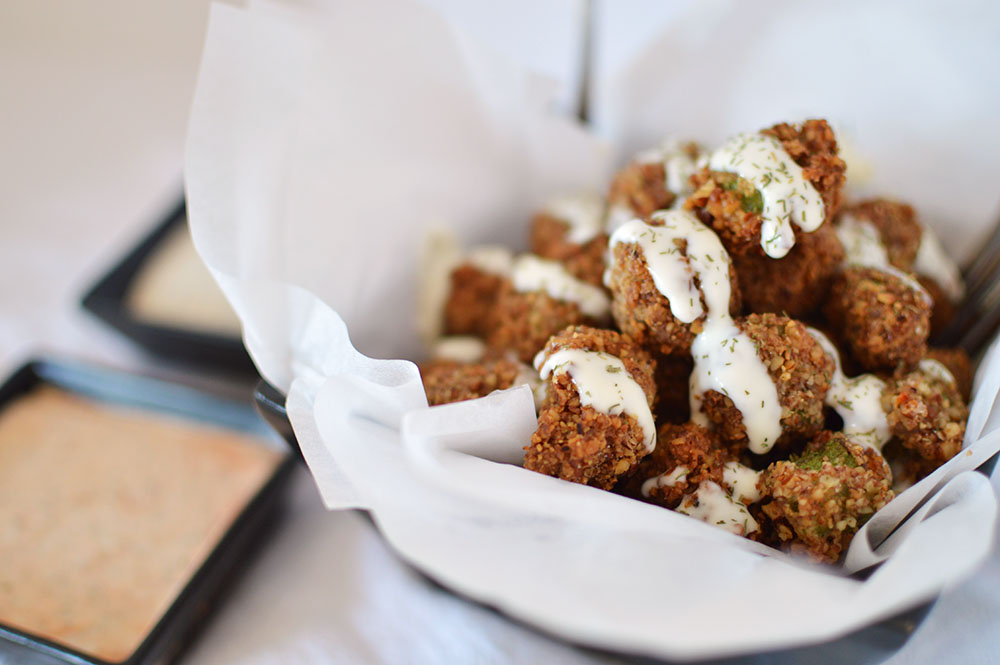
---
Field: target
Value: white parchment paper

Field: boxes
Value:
[186,0,1000,659]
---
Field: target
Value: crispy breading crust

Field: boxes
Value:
[419,356,523,406]
[606,240,742,357]
[607,161,677,219]
[920,276,957,339]
[732,221,845,318]
[701,314,834,452]
[618,422,730,508]
[882,364,967,466]
[529,212,609,287]
[525,326,657,489]
[758,431,894,563]
[443,264,504,337]
[824,266,930,371]
[686,119,846,257]
[487,283,599,363]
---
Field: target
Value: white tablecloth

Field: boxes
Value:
[2,2,998,663]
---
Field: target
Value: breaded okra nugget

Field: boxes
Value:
[487,254,611,363]
[686,119,846,258]
[618,422,730,508]
[605,213,742,357]
[529,193,609,287]
[730,221,845,317]
[758,431,895,563]
[442,253,511,338]
[419,356,530,406]
[525,326,657,490]
[882,359,968,466]
[824,266,931,371]
[700,314,834,452]
[926,347,973,401]
[605,140,703,232]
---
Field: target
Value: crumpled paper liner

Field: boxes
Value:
[185,0,1000,659]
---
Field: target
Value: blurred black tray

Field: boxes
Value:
[252,378,951,665]
[0,359,296,665]
[81,198,255,375]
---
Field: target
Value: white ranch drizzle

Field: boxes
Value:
[431,336,487,363]
[511,255,611,319]
[835,214,932,305]
[914,224,964,302]
[536,348,656,453]
[807,328,890,452]
[675,481,759,536]
[723,461,761,504]
[917,358,957,386]
[708,132,825,259]
[543,193,606,245]
[641,465,690,498]
[608,213,783,454]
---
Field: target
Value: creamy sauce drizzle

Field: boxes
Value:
[723,461,761,504]
[915,224,964,302]
[835,214,932,304]
[535,348,656,453]
[675,481,759,536]
[431,336,487,363]
[641,465,690,497]
[609,212,783,454]
[466,246,514,276]
[917,358,957,386]
[808,328,890,452]
[511,255,611,319]
[543,193,606,245]
[708,133,825,259]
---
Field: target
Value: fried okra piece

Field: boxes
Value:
[881,439,936,493]
[605,141,702,230]
[525,326,657,490]
[920,276,957,338]
[605,226,742,357]
[419,355,533,406]
[700,314,834,451]
[487,255,611,363]
[731,221,845,318]
[686,119,846,257]
[882,361,968,466]
[824,266,931,371]
[529,194,609,287]
[443,262,506,338]
[618,422,729,508]
[758,431,895,563]
[841,199,922,270]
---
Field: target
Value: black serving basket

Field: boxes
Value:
[0,359,296,665]
[81,198,255,375]
[252,378,988,665]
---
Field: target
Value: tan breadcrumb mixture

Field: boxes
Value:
[419,116,972,564]
[758,431,894,563]
[524,326,656,489]
[824,266,931,371]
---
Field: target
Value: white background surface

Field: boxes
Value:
[1,1,999,663]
